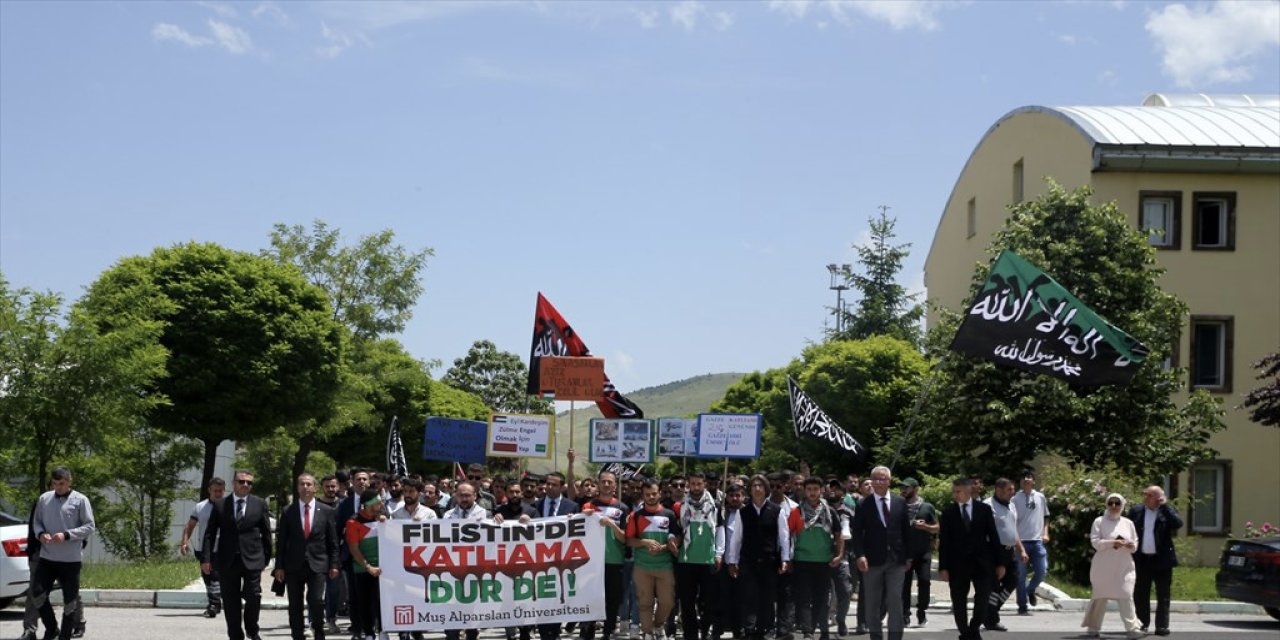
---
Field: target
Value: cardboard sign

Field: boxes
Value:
[657,417,697,458]
[423,418,489,465]
[695,413,762,459]
[537,356,606,401]
[487,414,555,459]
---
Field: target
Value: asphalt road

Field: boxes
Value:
[1,608,1277,640]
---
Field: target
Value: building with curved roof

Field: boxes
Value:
[925,95,1280,563]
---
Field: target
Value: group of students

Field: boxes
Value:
[184,458,1077,640]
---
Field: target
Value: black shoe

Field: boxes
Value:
[1155,630,1170,636]
[203,605,219,618]
[851,626,867,637]
[20,631,39,640]
[70,624,85,640]
[1028,593,1037,607]
[836,622,847,637]
[41,628,60,640]
[984,623,1008,632]
[917,611,927,627]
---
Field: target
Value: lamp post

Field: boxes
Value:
[827,263,851,334]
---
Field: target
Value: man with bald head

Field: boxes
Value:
[1128,486,1182,636]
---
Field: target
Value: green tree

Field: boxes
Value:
[443,340,554,414]
[832,207,923,346]
[918,182,1224,479]
[236,426,337,516]
[1240,351,1279,427]
[0,274,168,502]
[81,424,201,560]
[713,336,929,476]
[263,220,432,484]
[79,243,347,494]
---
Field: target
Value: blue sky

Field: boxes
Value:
[2,1,1278,396]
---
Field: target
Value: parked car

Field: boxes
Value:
[1215,535,1280,621]
[0,510,30,609]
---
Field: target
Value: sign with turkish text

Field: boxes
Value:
[379,514,607,631]
[538,356,606,401]
[694,413,762,459]
[487,414,554,459]
[423,418,489,465]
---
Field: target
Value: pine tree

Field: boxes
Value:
[832,206,923,346]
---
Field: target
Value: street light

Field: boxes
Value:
[827,263,851,333]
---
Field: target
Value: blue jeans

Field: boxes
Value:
[1016,540,1048,609]
[620,558,640,624]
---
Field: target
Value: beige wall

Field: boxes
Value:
[927,108,1280,565]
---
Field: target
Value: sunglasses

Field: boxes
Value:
[1107,500,1122,506]
[237,479,254,486]
[467,475,482,481]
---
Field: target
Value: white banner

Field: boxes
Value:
[378,514,607,631]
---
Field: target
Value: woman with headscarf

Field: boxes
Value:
[1082,493,1144,639]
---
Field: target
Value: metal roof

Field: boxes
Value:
[1049,105,1280,148]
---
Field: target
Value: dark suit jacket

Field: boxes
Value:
[850,493,911,566]
[203,494,273,571]
[276,500,340,575]
[1129,503,1183,568]
[534,496,580,518]
[937,499,1003,576]
[336,493,361,562]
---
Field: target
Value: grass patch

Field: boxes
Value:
[81,559,199,590]
[1048,566,1223,601]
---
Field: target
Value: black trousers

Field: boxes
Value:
[352,571,381,636]
[27,558,80,638]
[902,552,931,617]
[1133,554,1173,631]
[715,563,743,636]
[774,572,794,634]
[739,561,778,638]
[677,562,717,640]
[221,561,263,640]
[947,565,992,640]
[792,561,832,637]
[986,548,1019,626]
[285,568,328,640]
[585,563,625,639]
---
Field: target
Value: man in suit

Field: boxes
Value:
[534,472,579,640]
[1129,485,1183,636]
[336,468,371,634]
[938,477,1004,640]
[274,473,340,640]
[849,466,911,640]
[202,470,273,640]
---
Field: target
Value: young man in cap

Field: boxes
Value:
[900,478,937,628]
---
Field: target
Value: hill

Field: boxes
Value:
[525,372,746,475]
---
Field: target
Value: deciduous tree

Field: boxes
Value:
[443,339,554,414]
[1241,351,1279,428]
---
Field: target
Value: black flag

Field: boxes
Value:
[787,376,867,461]
[387,416,408,478]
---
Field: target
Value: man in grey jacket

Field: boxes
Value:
[21,467,96,640]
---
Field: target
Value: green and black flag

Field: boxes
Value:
[949,250,1148,385]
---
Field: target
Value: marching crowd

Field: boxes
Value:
[16,459,1182,640]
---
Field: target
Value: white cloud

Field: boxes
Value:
[633,8,660,29]
[1057,33,1077,45]
[1146,0,1280,88]
[669,1,734,32]
[252,2,293,27]
[315,22,354,58]
[152,23,214,48]
[770,0,947,31]
[196,1,238,18]
[613,350,636,373]
[208,19,253,54]
[1098,69,1119,86]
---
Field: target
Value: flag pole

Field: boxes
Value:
[888,355,948,471]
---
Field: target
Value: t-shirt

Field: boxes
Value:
[787,501,840,563]
[626,505,681,571]
[189,499,216,553]
[590,497,630,565]
[985,497,1020,547]
[345,517,379,573]
[904,499,937,556]
[1015,490,1049,541]
[675,492,719,565]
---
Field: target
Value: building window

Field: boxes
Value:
[1189,315,1233,392]
[1012,159,1024,204]
[967,197,976,239]
[1192,192,1235,250]
[1189,461,1231,535]
[1140,191,1181,249]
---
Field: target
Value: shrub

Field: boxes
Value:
[1038,460,1146,585]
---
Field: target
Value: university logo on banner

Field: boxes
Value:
[786,377,866,461]
[950,251,1148,385]
[378,515,607,631]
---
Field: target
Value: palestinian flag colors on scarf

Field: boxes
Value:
[527,292,644,419]
[949,250,1148,385]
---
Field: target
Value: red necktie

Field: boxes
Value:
[303,503,312,538]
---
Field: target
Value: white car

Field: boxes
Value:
[0,511,30,609]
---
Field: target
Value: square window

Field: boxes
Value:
[1190,316,1233,392]
[1190,462,1231,534]
[1139,191,1180,249]
[1193,192,1236,250]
